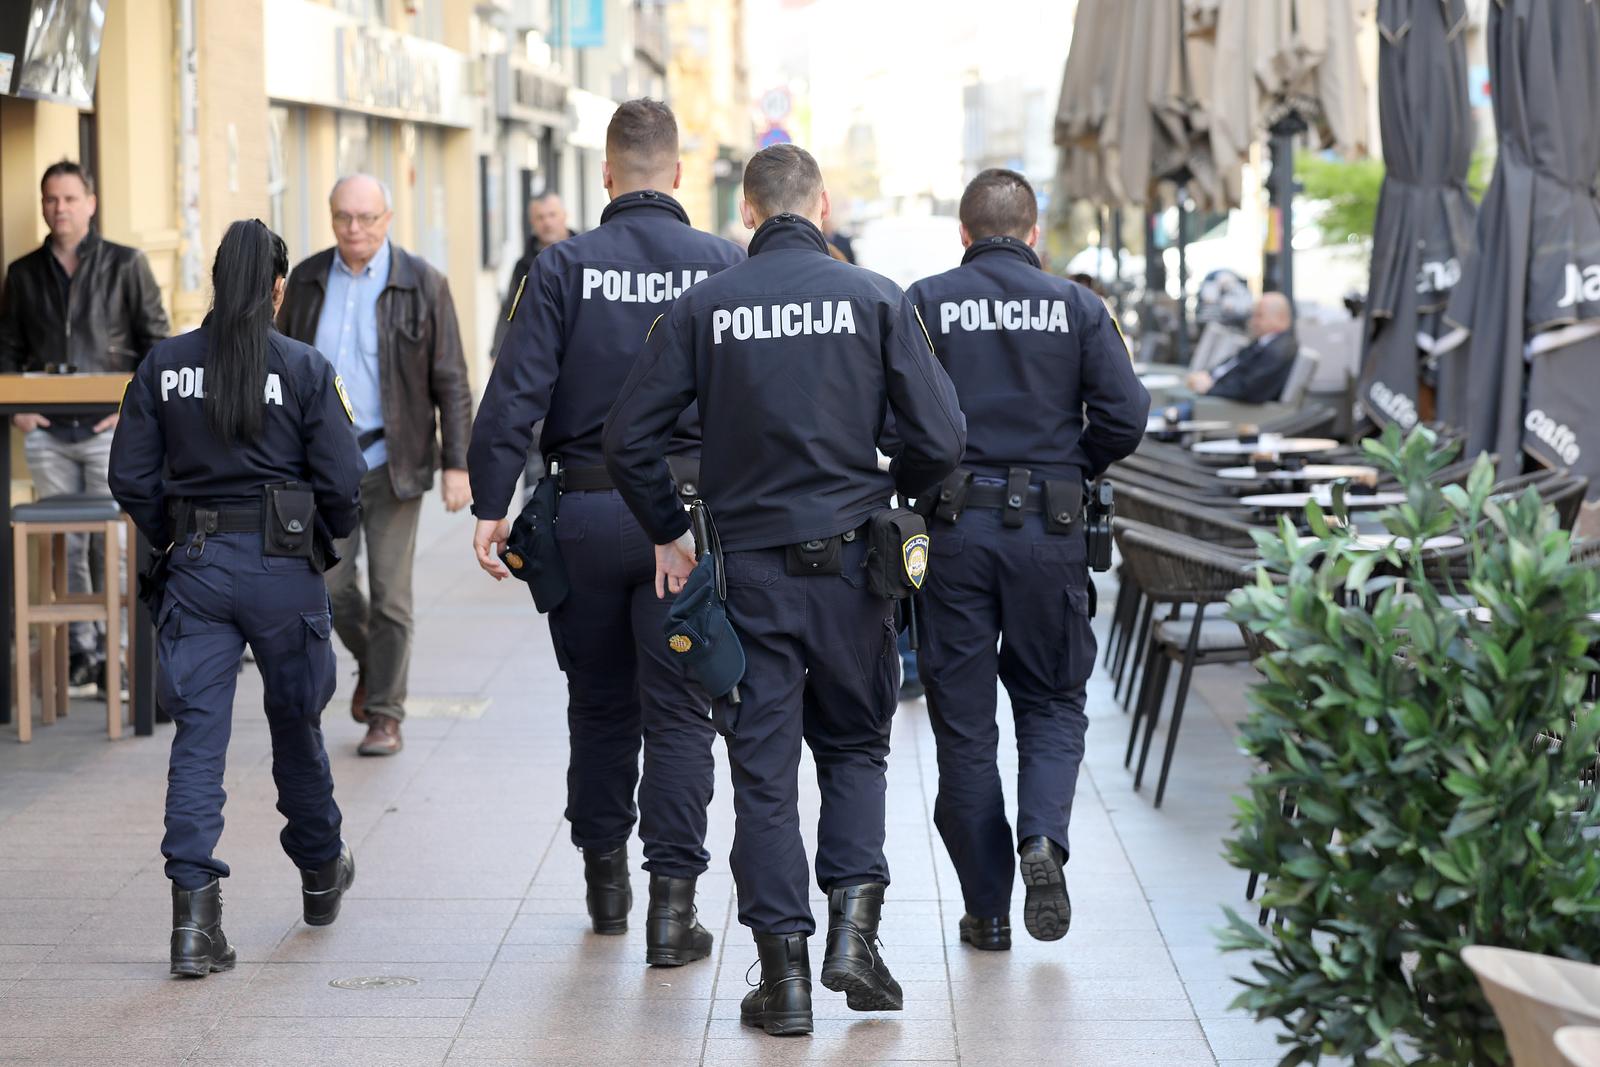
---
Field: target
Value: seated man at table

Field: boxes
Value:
[1185,292,1297,404]
[0,160,170,694]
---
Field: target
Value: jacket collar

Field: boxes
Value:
[748,213,830,257]
[600,189,690,226]
[961,235,1041,269]
[41,230,100,261]
[302,242,418,291]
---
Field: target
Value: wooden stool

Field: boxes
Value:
[11,494,137,742]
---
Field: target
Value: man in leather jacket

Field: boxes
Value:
[0,161,170,689]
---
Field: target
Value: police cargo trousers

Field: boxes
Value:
[325,465,423,721]
[716,541,899,934]
[156,532,344,890]
[916,509,1095,919]
[545,490,717,876]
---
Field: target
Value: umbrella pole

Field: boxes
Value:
[1266,112,1308,315]
[1176,186,1190,364]
[1111,207,1124,310]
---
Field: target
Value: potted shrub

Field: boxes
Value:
[1220,426,1600,1065]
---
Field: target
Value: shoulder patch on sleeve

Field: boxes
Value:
[1110,313,1132,359]
[645,313,665,344]
[912,305,936,355]
[507,275,527,321]
[118,377,132,413]
[333,374,356,423]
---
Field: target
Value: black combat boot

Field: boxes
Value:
[583,845,632,934]
[740,932,813,1036]
[645,874,713,967]
[819,883,903,1011]
[958,914,1012,951]
[170,880,237,978]
[301,841,356,926]
[1019,835,1071,941]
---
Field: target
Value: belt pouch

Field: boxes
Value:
[262,483,317,559]
[1003,467,1031,528]
[866,508,930,600]
[933,468,973,524]
[785,535,842,576]
[1043,479,1083,535]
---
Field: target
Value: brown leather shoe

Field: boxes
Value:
[357,715,402,757]
[350,669,369,724]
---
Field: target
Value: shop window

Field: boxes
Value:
[337,113,372,177]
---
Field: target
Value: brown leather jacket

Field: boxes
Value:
[277,243,472,501]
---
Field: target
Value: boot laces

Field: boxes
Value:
[745,959,762,988]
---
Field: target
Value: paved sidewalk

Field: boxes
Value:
[0,501,1286,1066]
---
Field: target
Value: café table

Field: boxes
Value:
[1239,489,1409,510]
[1216,463,1380,482]
[1,373,159,736]
[1192,436,1341,458]
[1145,417,1237,436]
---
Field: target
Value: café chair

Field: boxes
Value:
[11,494,135,742]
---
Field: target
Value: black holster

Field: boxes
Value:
[865,508,930,600]
[503,464,571,613]
[1042,479,1083,535]
[1085,479,1115,572]
[932,468,973,524]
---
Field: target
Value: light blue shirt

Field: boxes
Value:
[314,241,390,469]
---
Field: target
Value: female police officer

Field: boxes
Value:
[109,220,365,976]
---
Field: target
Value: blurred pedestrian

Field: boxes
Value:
[1185,291,1298,402]
[108,219,364,977]
[494,192,580,497]
[469,100,743,963]
[0,160,169,694]
[277,174,473,757]
[604,143,965,1035]
[909,168,1149,951]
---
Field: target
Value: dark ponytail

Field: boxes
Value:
[205,220,288,444]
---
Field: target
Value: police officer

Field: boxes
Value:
[906,169,1148,951]
[604,144,966,1036]
[108,219,365,976]
[467,100,743,964]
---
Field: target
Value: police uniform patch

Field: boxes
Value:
[902,533,929,590]
[668,633,693,653]
[504,551,524,571]
[333,374,356,423]
[507,275,527,321]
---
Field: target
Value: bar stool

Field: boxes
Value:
[11,494,136,742]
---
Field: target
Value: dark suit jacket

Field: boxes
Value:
[1207,332,1298,403]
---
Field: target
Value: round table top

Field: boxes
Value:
[1192,436,1341,457]
[1216,464,1380,481]
[1239,489,1409,510]
[1347,533,1465,552]
[1146,418,1236,435]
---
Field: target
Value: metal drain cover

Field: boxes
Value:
[329,975,419,990]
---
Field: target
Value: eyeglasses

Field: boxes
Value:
[332,211,387,230]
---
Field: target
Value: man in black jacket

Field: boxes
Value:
[1186,291,1298,403]
[469,100,744,966]
[604,144,965,1036]
[908,169,1149,953]
[0,160,170,687]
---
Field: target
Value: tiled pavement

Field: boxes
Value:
[0,501,1288,1066]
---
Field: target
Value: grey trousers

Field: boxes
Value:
[23,429,114,663]
[324,466,422,722]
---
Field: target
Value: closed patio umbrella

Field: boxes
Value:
[1358,0,1477,430]
[1438,0,1600,533]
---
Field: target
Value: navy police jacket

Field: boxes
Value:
[604,213,966,553]
[108,325,366,547]
[907,237,1149,480]
[468,191,745,521]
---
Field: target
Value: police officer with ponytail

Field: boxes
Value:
[109,219,365,977]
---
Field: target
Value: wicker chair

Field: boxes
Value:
[1113,520,1258,807]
